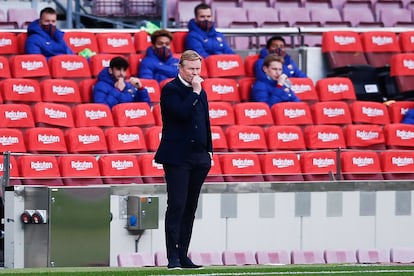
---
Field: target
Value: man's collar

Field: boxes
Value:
[178,74,192,87]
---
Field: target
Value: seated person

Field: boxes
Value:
[25,7,74,60]
[402,109,414,124]
[138,29,179,83]
[185,3,235,58]
[93,56,151,109]
[251,54,300,108]
[254,36,307,81]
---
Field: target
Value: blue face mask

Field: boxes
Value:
[41,23,56,37]
[154,46,172,61]
[196,20,214,32]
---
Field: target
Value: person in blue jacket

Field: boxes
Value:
[402,109,414,124]
[138,29,179,83]
[25,7,74,60]
[185,3,235,58]
[251,54,301,108]
[254,36,307,81]
[93,56,151,109]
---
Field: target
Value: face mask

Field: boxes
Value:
[154,46,172,61]
[270,47,285,57]
[41,24,57,37]
[196,20,213,32]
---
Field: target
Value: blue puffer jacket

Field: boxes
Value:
[25,19,74,60]
[402,109,414,124]
[254,48,307,81]
[251,76,300,108]
[185,19,235,58]
[138,47,179,83]
[93,68,151,109]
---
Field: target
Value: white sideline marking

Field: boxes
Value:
[153,270,414,276]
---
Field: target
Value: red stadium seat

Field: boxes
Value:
[349,101,390,125]
[96,33,135,55]
[105,126,147,153]
[172,31,187,54]
[211,126,228,152]
[291,249,326,264]
[219,152,264,182]
[311,101,352,125]
[48,54,91,80]
[244,54,259,77]
[360,31,401,68]
[260,151,304,182]
[383,123,414,150]
[65,126,108,154]
[271,102,313,126]
[112,102,154,128]
[304,125,346,150]
[208,101,235,127]
[99,154,143,184]
[300,150,339,181]
[72,103,114,128]
[128,53,144,77]
[290,77,319,103]
[0,128,26,153]
[59,154,103,186]
[140,79,161,103]
[381,150,414,180]
[0,155,21,186]
[89,54,119,78]
[341,150,384,180]
[18,155,63,186]
[0,78,42,104]
[343,124,385,150]
[9,54,50,79]
[315,77,357,102]
[238,77,255,102]
[63,31,99,54]
[202,78,240,102]
[265,125,306,151]
[390,53,414,98]
[0,32,18,55]
[145,126,162,152]
[152,104,162,126]
[0,56,11,79]
[205,54,245,78]
[225,125,267,152]
[25,127,67,153]
[399,31,414,53]
[206,153,224,182]
[134,31,151,53]
[138,153,165,184]
[387,101,414,123]
[79,79,97,103]
[0,103,35,128]
[32,102,75,128]
[233,102,273,126]
[40,79,82,104]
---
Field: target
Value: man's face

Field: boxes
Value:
[109,67,127,81]
[154,36,171,49]
[268,39,285,54]
[39,12,57,26]
[179,59,202,83]
[263,61,283,81]
[196,8,212,22]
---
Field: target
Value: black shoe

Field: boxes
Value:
[180,257,204,269]
[167,259,182,270]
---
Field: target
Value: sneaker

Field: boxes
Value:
[180,257,204,269]
[167,259,182,270]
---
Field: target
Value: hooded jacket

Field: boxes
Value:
[25,19,74,60]
[254,48,307,81]
[138,46,179,83]
[185,19,235,58]
[93,67,151,109]
[251,75,300,108]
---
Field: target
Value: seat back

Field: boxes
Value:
[96,33,135,55]
[0,103,34,128]
[25,127,67,153]
[300,150,338,181]
[341,150,383,180]
[399,31,414,53]
[342,7,377,27]
[63,31,99,54]
[112,102,155,128]
[205,54,245,78]
[309,8,342,26]
[243,54,259,77]
[265,125,306,151]
[238,77,255,102]
[72,103,114,128]
[390,53,414,96]
[387,101,414,123]
[290,77,319,103]
[105,126,147,153]
[206,154,224,183]
[18,155,63,186]
[9,54,50,79]
[260,151,304,182]
[304,125,346,149]
[343,124,385,150]
[0,128,26,153]
[145,126,162,152]
[99,154,143,184]
[219,153,264,182]
[379,8,412,27]
[48,54,92,80]
[7,8,37,29]
[40,79,82,104]
[271,101,313,126]
[32,102,75,128]
[89,54,119,77]
[381,150,414,180]
[59,154,103,186]
[278,7,311,26]
[208,101,235,127]
[0,78,42,104]
[211,126,228,152]
[65,126,108,154]
[315,77,357,102]
[225,125,267,152]
[0,155,21,185]
[349,101,390,125]
[383,123,414,150]
[140,79,161,103]
[0,32,18,55]
[202,78,240,102]
[0,56,11,79]
[138,153,165,184]
[361,31,401,68]
[233,102,274,126]
[311,101,352,125]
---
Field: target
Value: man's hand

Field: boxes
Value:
[277,73,288,87]
[114,77,126,91]
[129,77,143,89]
[191,76,204,95]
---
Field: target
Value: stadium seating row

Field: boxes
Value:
[117,247,414,267]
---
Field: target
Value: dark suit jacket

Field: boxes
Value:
[155,77,212,165]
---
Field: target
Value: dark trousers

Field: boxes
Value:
[163,151,211,261]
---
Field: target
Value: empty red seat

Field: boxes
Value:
[233,102,274,126]
[399,31,414,53]
[291,250,325,264]
[202,78,240,102]
[225,125,267,152]
[63,31,99,54]
[206,153,224,183]
[48,54,91,80]
[40,78,82,104]
[271,102,313,126]
[266,125,306,151]
[18,155,63,186]
[390,53,414,97]
[59,154,103,186]
[360,31,401,69]
[0,155,21,186]
[311,101,352,125]
[138,153,165,184]
[140,78,161,103]
[89,54,119,78]
[32,102,75,128]
[152,104,162,126]
[349,101,390,125]
[208,101,235,127]
[0,78,42,104]
[0,128,26,153]
[112,102,154,128]
[25,127,67,153]
[211,125,228,152]
[219,152,264,182]
[79,78,97,103]
[238,77,255,102]
[72,103,114,128]
[65,126,108,154]
[99,154,143,184]
[145,126,162,152]
[341,150,383,180]
[343,124,385,150]
[387,101,414,123]
[304,125,346,150]
[300,150,339,181]
[290,77,319,103]
[260,151,304,182]
[105,126,147,153]
[383,123,414,150]
[0,103,35,128]
[0,32,18,55]
[244,54,259,77]
[205,54,245,78]
[0,56,11,79]
[134,31,151,53]
[9,54,50,79]
[381,150,414,180]
[96,33,135,55]
[315,77,357,102]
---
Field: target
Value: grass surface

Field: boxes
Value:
[1,264,414,275]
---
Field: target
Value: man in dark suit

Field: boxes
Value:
[155,50,212,270]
